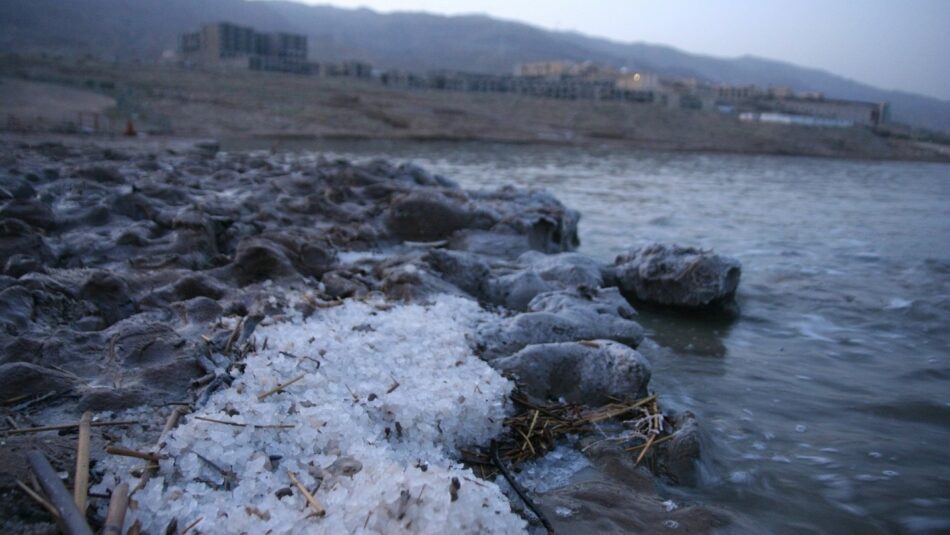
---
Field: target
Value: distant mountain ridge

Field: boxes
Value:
[2,0,947,132]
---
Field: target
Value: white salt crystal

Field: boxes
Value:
[96,294,526,534]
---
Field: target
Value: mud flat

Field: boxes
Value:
[1,134,747,533]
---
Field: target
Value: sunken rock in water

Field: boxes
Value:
[491,340,651,405]
[613,243,742,310]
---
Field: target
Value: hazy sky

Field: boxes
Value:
[284,0,950,100]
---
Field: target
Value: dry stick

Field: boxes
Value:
[15,479,61,520]
[106,446,164,463]
[192,415,294,429]
[26,450,95,535]
[224,316,244,354]
[102,482,129,535]
[257,374,306,401]
[625,433,673,452]
[180,516,204,535]
[73,411,92,514]
[521,410,540,452]
[132,407,188,495]
[288,471,326,518]
[490,440,554,535]
[584,395,657,424]
[4,420,138,436]
[634,433,657,466]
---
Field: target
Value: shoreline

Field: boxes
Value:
[0,134,740,533]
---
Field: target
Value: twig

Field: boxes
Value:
[192,415,294,429]
[180,516,203,535]
[195,452,237,490]
[521,410,539,452]
[26,450,94,535]
[224,316,244,354]
[106,446,164,462]
[15,479,61,520]
[490,440,554,535]
[102,482,129,535]
[634,434,657,466]
[257,374,306,401]
[4,420,138,435]
[73,411,92,514]
[133,407,188,495]
[624,433,673,452]
[288,471,326,518]
[10,390,62,412]
[386,374,400,394]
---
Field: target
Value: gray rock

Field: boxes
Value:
[652,411,703,486]
[487,270,555,311]
[491,340,651,404]
[386,191,472,241]
[484,252,605,310]
[424,249,491,298]
[479,287,644,358]
[0,199,56,230]
[614,243,741,310]
[321,270,369,299]
[527,286,637,321]
[0,362,74,399]
[517,250,603,288]
[226,237,299,286]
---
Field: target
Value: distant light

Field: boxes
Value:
[634,73,641,82]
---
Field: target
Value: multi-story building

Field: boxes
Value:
[179,22,312,74]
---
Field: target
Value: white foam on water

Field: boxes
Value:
[95,294,526,534]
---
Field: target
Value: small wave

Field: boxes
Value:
[885,297,914,310]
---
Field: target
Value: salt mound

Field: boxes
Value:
[96,295,525,534]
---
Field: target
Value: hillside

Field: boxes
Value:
[1,0,948,133]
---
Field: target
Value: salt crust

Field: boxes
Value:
[95,294,526,534]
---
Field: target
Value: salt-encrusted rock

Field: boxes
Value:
[424,248,492,298]
[0,362,75,399]
[0,219,54,272]
[387,191,472,241]
[226,237,300,286]
[478,287,644,359]
[470,187,581,254]
[321,270,370,299]
[517,251,604,288]
[528,286,638,322]
[0,198,56,230]
[484,251,604,311]
[487,270,554,311]
[377,262,467,301]
[613,243,741,310]
[492,340,651,404]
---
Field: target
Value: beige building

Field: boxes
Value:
[515,61,577,77]
[615,72,659,91]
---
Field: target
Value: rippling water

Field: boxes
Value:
[231,139,950,534]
